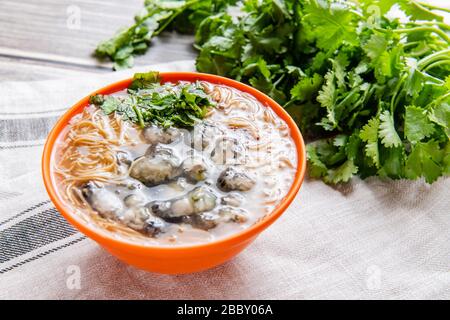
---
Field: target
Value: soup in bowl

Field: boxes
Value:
[42,72,306,274]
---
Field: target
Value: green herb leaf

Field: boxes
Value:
[404,105,435,142]
[379,110,402,148]
[429,103,450,138]
[93,71,214,128]
[360,117,380,168]
[290,73,323,102]
[129,71,161,90]
[405,140,444,183]
[306,144,328,178]
[317,71,337,130]
[324,159,358,184]
[95,0,450,184]
[100,96,122,115]
[89,94,105,106]
[302,0,359,51]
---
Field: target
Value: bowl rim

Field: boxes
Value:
[42,72,306,253]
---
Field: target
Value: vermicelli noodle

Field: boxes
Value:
[51,81,297,245]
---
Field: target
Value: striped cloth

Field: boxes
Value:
[0,60,449,299]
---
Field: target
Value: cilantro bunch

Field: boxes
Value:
[95,0,236,70]
[90,72,214,128]
[95,0,450,184]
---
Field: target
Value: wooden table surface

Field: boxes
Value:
[0,0,197,81]
[1,0,447,82]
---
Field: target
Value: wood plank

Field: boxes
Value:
[0,0,140,62]
[0,0,197,80]
[0,56,101,81]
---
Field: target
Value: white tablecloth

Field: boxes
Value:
[0,60,449,299]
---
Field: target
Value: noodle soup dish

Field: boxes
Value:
[50,72,299,246]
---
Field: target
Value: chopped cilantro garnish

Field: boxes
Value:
[90,71,214,128]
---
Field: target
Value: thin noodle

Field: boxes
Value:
[53,82,296,243]
[54,106,143,238]
[224,117,260,139]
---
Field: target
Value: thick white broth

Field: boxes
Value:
[52,81,297,245]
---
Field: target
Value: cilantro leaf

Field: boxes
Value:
[443,143,450,175]
[302,0,359,51]
[100,96,122,115]
[429,103,450,138]
[94,0,450,184]
[129,71,161,90]
[95,0,237,68]
[404,105,435,142]
[93,71,214,129]
[290,73,323,102]
[379,146,405,178]
[360,117,380,168]
[398,0,444,22]
[306,144,328,178]
[363,34,388,63]
[324,159,358,184]
[113,56,134,71]
[405,140,444,183]
[317,71,337,130]
[379,110,402,148]
[89,94,105,106]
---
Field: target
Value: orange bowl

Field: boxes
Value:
[42,72,306,274]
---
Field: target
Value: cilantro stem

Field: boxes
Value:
[427,92,450,109]
[417,49,450,69]
[410,0,448,19]
[283,100,295,109]
[273,74,286,88]
[133,105,145,128]
[412,21,450,32]
[390,73,408,115]
[94,0,450,184]
[422,59,450,72]
[393,27,450,43]
[407,45,431,57]
[335,87,359,110]
[402,41,421,49]
[417,1,450,13]
[153,0,200,37]
[348,9,364,19]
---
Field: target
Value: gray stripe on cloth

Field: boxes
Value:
[0,116,58,142]
[0,200,51,226]
[0,207,78,263]
[0,190,22,201]
[0,236,86,274]
[0,142,44,149]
